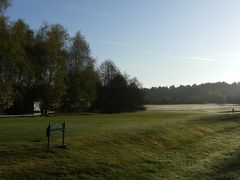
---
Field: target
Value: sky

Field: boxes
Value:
[6,0,240,88]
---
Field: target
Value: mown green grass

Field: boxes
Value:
[1,107,240,179]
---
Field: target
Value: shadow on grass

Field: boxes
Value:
[192,114,240,124]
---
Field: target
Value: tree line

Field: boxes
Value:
[0,1,144,114]
[144,82,240,104]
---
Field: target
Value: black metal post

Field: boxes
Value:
[62,121,65,148]
[47,122,51,152]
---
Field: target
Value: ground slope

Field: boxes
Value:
[1,106,240,179]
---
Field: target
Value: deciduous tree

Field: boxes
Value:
[0,0,10,14]
[33,24,68,113]
[62,32,98,112]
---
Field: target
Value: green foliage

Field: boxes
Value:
[0,4,144,114]
[144,82,240,104]
[0,16,13,113]
[93,60,143,113]
[10,19,35,114]
[0,0,10,14]
[61,32,98,113]
[34,24,68,111]
[62,69,98,112]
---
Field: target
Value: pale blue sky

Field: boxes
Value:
[6,0,240,87]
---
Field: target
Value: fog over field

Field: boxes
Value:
[145,104,240,113]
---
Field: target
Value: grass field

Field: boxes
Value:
[1,104,240,179]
